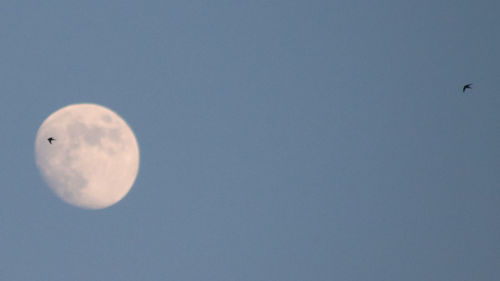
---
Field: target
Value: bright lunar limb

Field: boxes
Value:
[35,104,139,210]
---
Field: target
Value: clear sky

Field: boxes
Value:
[0,1,499,280]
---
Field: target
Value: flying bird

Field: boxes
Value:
[462,83,472,93]
[47,137,55,144]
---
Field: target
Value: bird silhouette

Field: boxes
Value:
[47,137,55,144]
[463,83,472,93]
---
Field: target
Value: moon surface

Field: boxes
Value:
[35,104,139,209]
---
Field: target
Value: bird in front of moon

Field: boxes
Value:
[463,83,472,93]
[35,103,140,210]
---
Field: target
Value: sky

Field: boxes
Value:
[0,1,499,280]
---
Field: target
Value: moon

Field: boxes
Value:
[34,104,140,210]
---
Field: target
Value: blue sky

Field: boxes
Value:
[0,1,499,280]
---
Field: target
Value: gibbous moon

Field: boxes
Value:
[35,104,139,210]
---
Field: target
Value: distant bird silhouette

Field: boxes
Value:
[463,83,472,93]
[47,137,55,144]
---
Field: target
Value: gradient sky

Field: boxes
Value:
[0,1,499,280]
